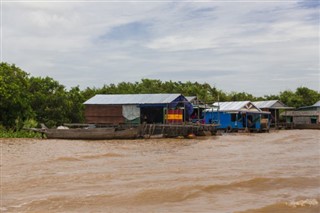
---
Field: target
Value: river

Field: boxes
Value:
[1,129,319,212]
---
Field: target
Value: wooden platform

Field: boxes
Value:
[139,123,218,138]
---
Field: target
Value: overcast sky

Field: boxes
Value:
[1,0,319,96]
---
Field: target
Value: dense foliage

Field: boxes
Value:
[1,62,319,130]
[0,63,85,129]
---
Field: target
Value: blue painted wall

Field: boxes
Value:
[203,111,268,130]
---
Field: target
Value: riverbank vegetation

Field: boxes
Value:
[1,62,319,132]
[0,129,42,138]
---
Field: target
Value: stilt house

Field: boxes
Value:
[281,101,320,129]
[253,100,294,128]
[203,101,271,131]
[84,94,193,125]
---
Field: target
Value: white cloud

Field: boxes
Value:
[2,1,319,96]
[146,35,218,51]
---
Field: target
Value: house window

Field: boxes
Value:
[231,114,237,122]
[311,117,317,124]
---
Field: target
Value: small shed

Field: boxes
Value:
[203,101,271,131]
[185,96,207,123]
[281,101,320,129]
[253,100,294,128]
[84,94,193,125]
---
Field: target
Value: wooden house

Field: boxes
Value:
[253,100,294,128]
[84,94,193,125]
[203,101,271,132]
[281,101,320,129]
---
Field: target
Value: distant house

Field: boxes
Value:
[83,94,193,125]
[203,101,271,131]
[253,100,294,128]
[282,101,320,129]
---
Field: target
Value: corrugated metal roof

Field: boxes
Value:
[312,101,320,107]
[185,96,196,102]
[253,100,293,109]
[298,100,320,110]
[253,100,278,108]
[210,101,261,112]
[84,94,183,105]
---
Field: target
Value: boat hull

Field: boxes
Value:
[43,128,138,140]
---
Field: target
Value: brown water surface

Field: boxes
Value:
[1,130,319,212]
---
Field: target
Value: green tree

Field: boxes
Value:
[263,94,280,101]
[65,86,85,123]
[136,79,164,93]
[81,87,98,100]
[226,91,256,102]
[0,63,33,129]
[279,87,320,108]
[28,76,69,127]
[295,87,320,107]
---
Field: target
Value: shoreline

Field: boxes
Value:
[1,129,319,141]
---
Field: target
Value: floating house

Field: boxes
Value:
[253,100,294,128]
[281,101,320,129]
[203,101,271,131]
[84,94,193,125]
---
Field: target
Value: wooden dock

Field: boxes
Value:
[139,123,218,138]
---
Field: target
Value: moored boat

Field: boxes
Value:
[28,126,139,140]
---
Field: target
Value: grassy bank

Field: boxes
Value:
[0,129,42,138]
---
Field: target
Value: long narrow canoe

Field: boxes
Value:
[30,127,138,140]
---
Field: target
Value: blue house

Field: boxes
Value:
[203,101,271,131]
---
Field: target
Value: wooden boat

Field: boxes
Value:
[28,126,139,140]
[26,122,218,140]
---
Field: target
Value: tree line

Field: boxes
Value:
[1,62,319,129]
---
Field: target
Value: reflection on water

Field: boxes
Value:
[1,130,320,212]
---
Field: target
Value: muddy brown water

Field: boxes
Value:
[1,130,319,212]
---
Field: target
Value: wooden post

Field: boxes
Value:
[184,102,186,123]
[274,109,278,129]
[165,104,168,124]
[246,112,248,128]
[197,96,200,121]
